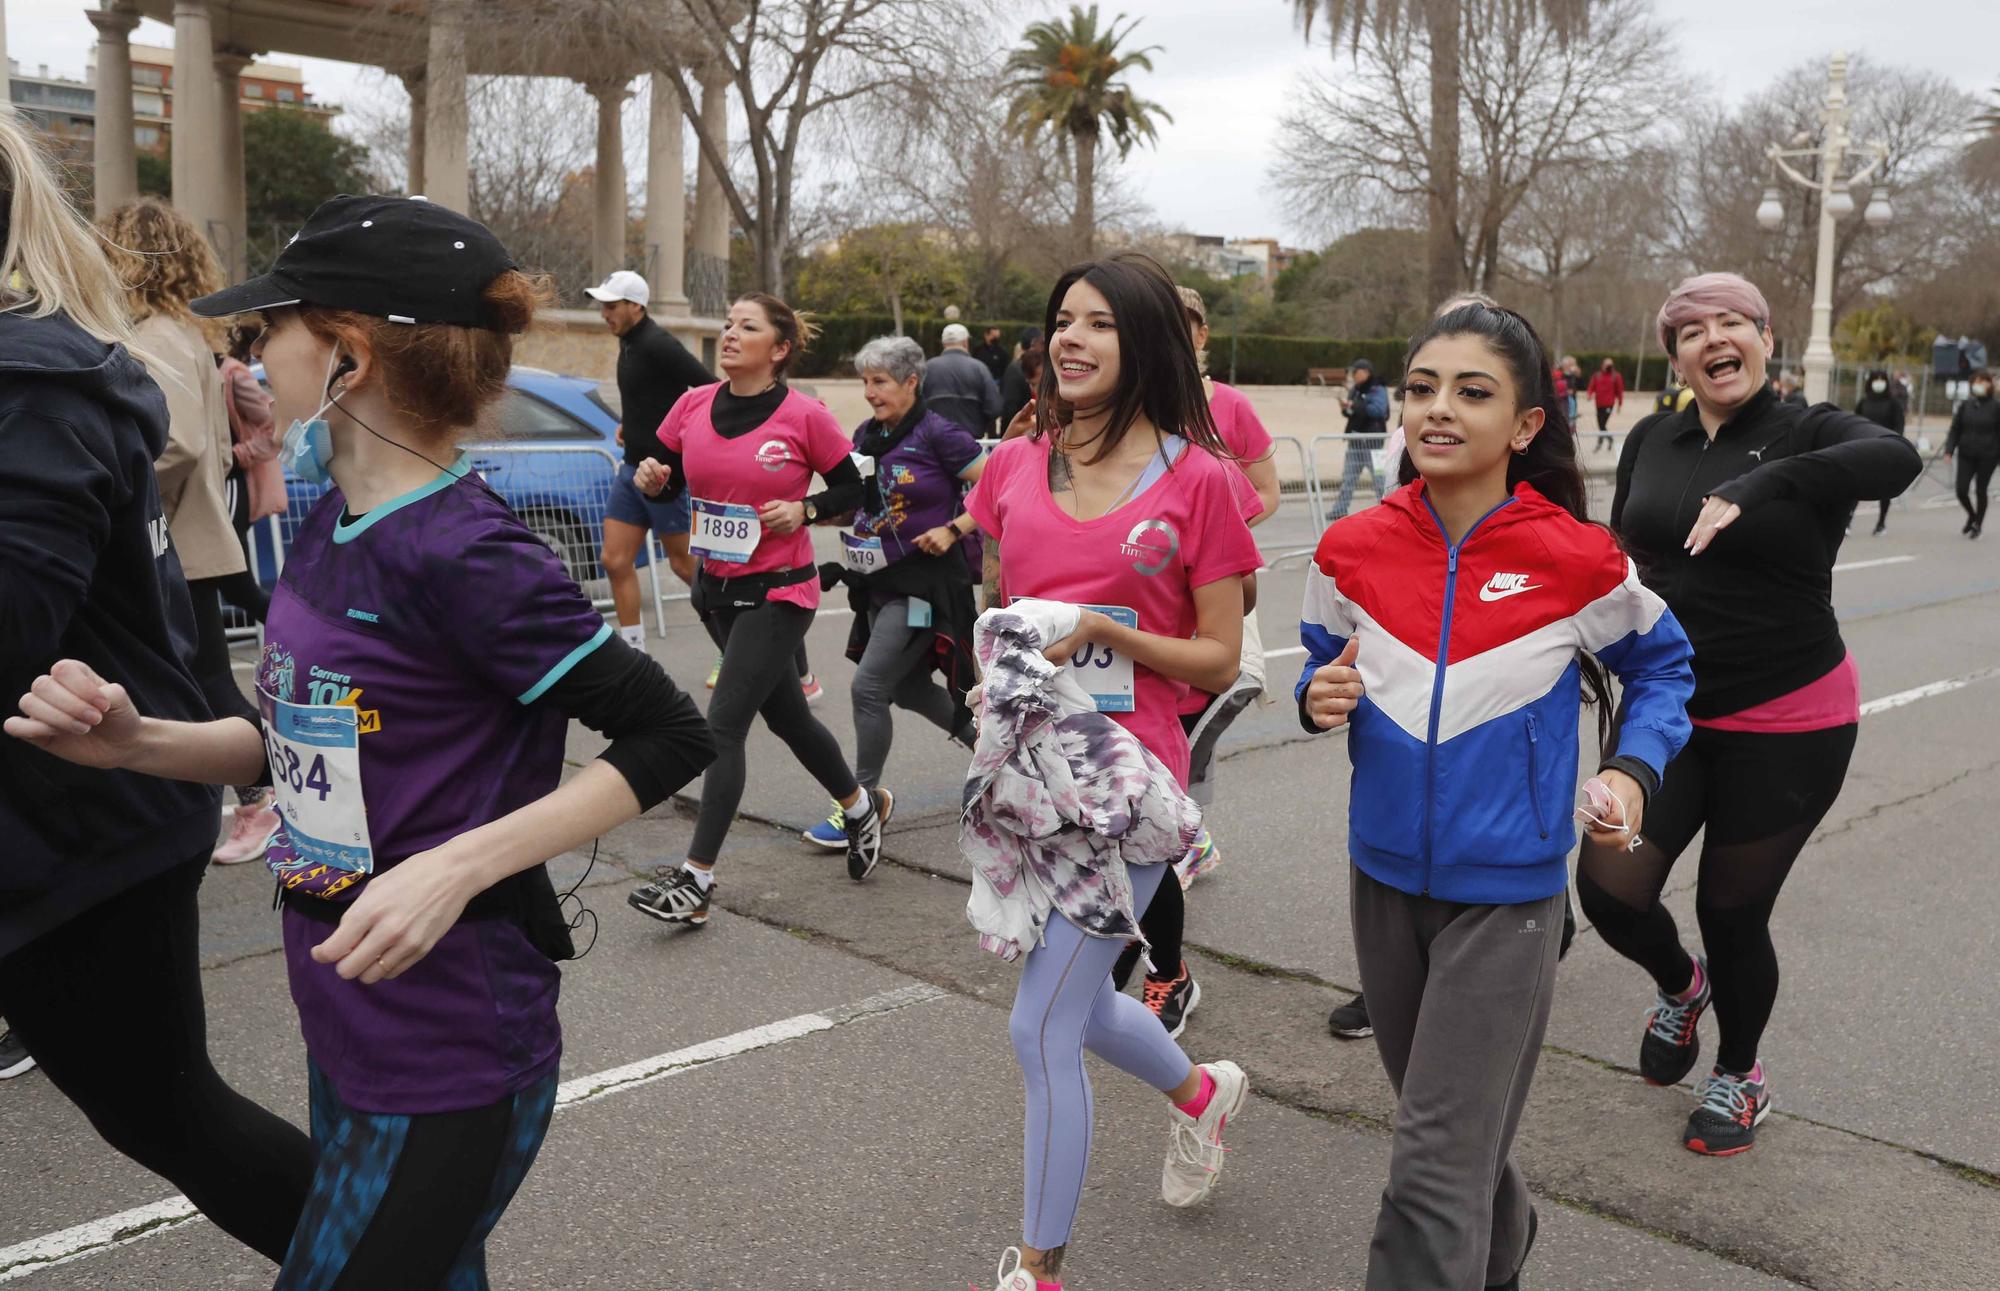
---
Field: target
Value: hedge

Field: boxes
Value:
[792,313,1663,388]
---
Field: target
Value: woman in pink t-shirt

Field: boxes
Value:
[629,295,887,924]
[951,253,1263,1291]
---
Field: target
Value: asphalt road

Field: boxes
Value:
[4,463,1997,1289]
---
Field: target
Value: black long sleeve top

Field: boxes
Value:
[1944,394,2000,459]
[1611,386,1922,718]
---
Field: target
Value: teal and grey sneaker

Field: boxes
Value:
[803,800,847,850]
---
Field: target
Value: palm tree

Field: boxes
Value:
[1004,5,1171,258]
[1292,0,1592,305]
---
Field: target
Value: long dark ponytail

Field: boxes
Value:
[1398,302,1619,747]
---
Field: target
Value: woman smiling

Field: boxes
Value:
[1579,272,1921,1157]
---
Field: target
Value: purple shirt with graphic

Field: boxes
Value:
[852,409,984,569]
[258,463,610,1113]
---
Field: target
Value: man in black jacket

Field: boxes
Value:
[587,270,716,649]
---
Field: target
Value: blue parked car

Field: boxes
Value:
[251,365,644,587]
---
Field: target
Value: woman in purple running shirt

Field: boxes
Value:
[9,195,715,1287]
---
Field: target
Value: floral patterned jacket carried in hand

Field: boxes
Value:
[960,598,1202,962]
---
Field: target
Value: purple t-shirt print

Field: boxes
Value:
[260,462,609,1113]
[851,409,984,568]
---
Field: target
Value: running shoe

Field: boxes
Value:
[803,799,847,850]
[801,673,824,705]
[1639,955,1711,1086]
[1327,992,1372,1039]
[212,797,283,865]
[844,786,893,881]
[1872,518,1887,536]
[1143,964,1200,1040]
[984,1247,1044,1291]
[627,866,712,925]
[1162,1059,1248,1207]
[0,1028,34,1079]
[1683,1063,1772,1157]
[705,654,721,689]
[1174,829,1221,889]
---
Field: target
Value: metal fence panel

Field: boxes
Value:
[225,443,680,640]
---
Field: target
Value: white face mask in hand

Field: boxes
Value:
[1577,777,1642,853]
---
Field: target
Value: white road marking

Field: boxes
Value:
[1860,666,2000,717]
[0,983,946,1283]
[1832,555,1917,572]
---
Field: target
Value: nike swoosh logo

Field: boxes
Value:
[1478,583,1541,602]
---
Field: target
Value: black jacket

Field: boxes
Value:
[1945,394,2000,460]
[1854,390,1904,435]
[1,312,221,958]
[1612,387,1922,719]
[616,315,715,468]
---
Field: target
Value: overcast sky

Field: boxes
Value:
[10,0,1997,247]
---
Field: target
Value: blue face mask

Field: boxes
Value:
[283,349,346,484]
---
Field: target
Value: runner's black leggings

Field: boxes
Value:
[691,596,859,863]
[1576,721,1857,1073]
[1955,453,1998,525]
[0,859,314,1262]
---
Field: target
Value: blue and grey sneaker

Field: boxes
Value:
[1684,1062,1771,1156]
[803,800,846,850]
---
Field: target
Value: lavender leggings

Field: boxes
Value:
[1009,861,1192,1249]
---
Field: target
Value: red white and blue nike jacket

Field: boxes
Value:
[1296,481,1694,905]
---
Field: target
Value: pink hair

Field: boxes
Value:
[1656,272,1770,354]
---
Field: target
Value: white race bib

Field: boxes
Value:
[1068,604,1138,712]
[691,499,761,564]
[259,689,372,876]
[841,532,886,575]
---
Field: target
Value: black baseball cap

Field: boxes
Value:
[191,194,518,329]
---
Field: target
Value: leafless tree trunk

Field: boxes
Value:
[1423,0,1461,304]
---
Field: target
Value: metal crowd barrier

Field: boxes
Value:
[226,442,683,643]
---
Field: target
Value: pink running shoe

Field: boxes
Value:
[213,799,283,865]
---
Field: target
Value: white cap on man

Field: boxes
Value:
[941,322,970,346]
[585,270,650,306]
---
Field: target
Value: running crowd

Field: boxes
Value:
[0,101,1933,1290]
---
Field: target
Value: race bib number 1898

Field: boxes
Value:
[691,499,761,564]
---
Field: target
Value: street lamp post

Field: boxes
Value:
[1755,52,1892,404]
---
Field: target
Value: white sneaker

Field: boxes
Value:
[987,1247,1039,1290]
[1161,1059,1248,1207]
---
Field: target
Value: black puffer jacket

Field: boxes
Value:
[1945,393,2000,460]
[0,311,221,959]
[1612,386,1922,719]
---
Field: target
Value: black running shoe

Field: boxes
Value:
[0,1028,35,1079]
[1639,956,1710,1086]
[845,787,892,881]
[1142,965,1200,1040]
[1327,992,1372,1038]
[628,866,712,925]
[1684,1064,1771,1156]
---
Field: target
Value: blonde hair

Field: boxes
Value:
[96,199,225,327]
[0,109,142,354]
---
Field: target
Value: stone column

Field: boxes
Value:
[645,72,688,312]
[171,0,225,246]
[397,67,426,196]
[585,77,631,286]
[213,47,253,281]
[691,65,730,266]
[422,0,469,211]
[87,4,142,211]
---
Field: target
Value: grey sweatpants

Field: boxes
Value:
[1351,867,1562,1291]
[851,596,969,789]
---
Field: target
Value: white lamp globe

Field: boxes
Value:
[1825,184,1856,220]
[1864,190,1893,226]
[1756,187,1785,230]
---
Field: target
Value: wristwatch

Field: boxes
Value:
[803,498,819,524]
